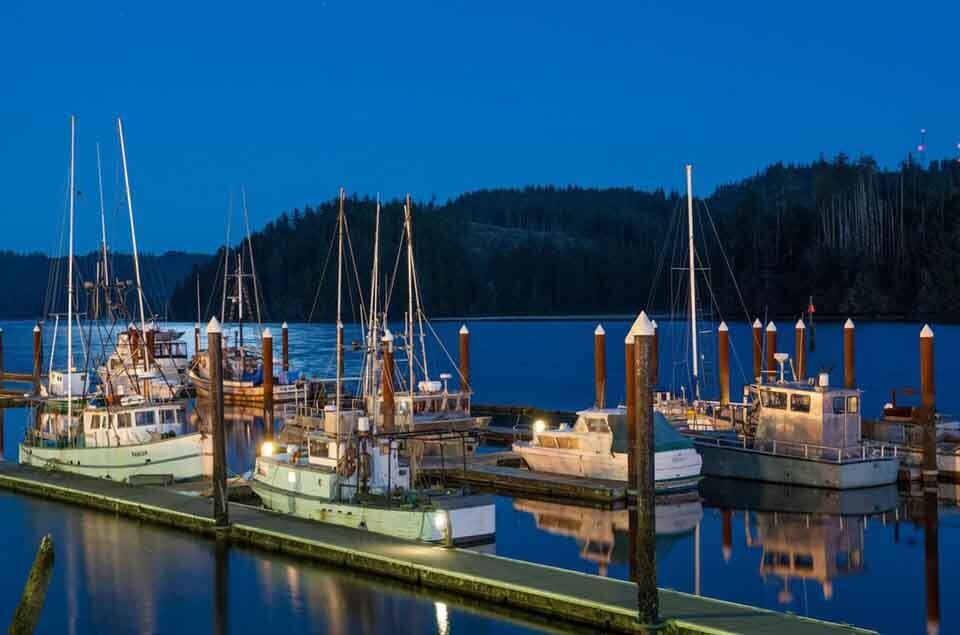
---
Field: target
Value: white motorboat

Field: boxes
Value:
[513,407,703,493]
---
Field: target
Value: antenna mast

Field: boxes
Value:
[117,117,149,372]
[95,142,111,319]
[404,194,415,400]
[67,115,76,424]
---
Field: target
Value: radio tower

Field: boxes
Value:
[917,128,927,166]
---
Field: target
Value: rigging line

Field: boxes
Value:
[645,196,684,310]
[203,244,227,322]
[384,214,406,313]
[306,219,339,323]
[701,199,755,328]
[240,187,264,326]
[693,244,749,385]
[220,192,233,322]
[341,205,369,334]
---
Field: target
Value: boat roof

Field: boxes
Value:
[752,381,860,395]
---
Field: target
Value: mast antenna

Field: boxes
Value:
[685,164,700,400]
[117,116,149,372]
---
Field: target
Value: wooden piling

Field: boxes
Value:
[631,313,659,627]
[214,537,229,635]
[459,325,470,392]
[382,330,395,432]
[920,324,937,483]
[751,319,762,383]
[844,319,855,389]
[145,323,155,367]
[207,318,229,528]
[281,321,289,372]
[594,324,605,409]
[650,320,658,387]
[721,509,732,563]
[718,322,730,406]
[129,324,140,364]
[262,328,273,438]
[625,326,637,488]
[194,323,201,356]
[764,322,777,377]
[794,319,806,381]
[32,324,41,396]
[8,534,54,635]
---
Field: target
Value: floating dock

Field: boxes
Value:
[0,462,870,634]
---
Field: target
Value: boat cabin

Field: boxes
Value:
[83,401,187,448]
[47,369,88,398]
[531,407,693,455]
[748,377,861,451]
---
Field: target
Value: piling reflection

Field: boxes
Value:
[214,538,228,635]
[513,497,702,577]
[924,487,940,635]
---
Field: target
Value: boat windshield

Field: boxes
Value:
[610,412,693,454]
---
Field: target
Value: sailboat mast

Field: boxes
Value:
[686,164,699,400]
[117,117,149,372]
[365,194,381,399]
[237,252,244,348]
[336,188,345,420]
[241,187,262,326]
[95,142,110,318]
[67,115,76,423]
[404,194,415,399]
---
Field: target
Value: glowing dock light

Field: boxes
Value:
[261,441,275,457]
[533,419,547,434]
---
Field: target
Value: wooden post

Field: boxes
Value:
[214,537,229,635]
[459,325,470,392]
[281,321,289,372]
[625,327,637,490]
[631,313,659,626]
[764,322,777,377]
[794,319,806,381]
[8,534,54,635]
[382,330,395,432]
[129,323,140,364]
[144,323,155,367]
[594,324,606,408]
[32,324,41,396]
[207,317,229,528]
[650,320,658,387]
[920,324,937,483]
[194,323,201,357]
[721,509,732,562]
[718,322,730,406]
[262,328,273,439]
[752,319,762,383]
[844,319,855,389]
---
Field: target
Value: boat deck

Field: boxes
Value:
[0,461,870,634]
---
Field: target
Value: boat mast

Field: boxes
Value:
[237,251,244,348]
[95,142,110,319]
[241,187,262,326]
[404,194,415,400]
[117,117,149,373]
[67,115,76,424]
[365,194,381,400]
[336,188,345,429]
[686,164,699,400]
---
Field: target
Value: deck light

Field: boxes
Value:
[533,419,546,434]
[261,441,275,457]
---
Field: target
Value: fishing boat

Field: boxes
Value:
[687,358,900,489]
[250,190,495,544]
[20,116,204,484]
[98,323,191,400]
[512,407,703,493]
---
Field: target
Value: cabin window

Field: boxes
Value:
[832,397,846,414]
[794,554,814,571]
[135,411,156,426]
[762,390,787,410]
[790,394,811,413]
[89,415,103,429]
[586,418,610,433]
[846,396,859,414]
[117,413,132,428]
[160,409,178,424]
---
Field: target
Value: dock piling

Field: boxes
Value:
[145,323,155,367]
[920,324,937,484]
[721,509,732,562]
[844,319,855,389]
[8,534,54,635]
[631,313,660,627]
[752,319,762,382]
[207,317,229,528]
[382,330,395,432]
[459,325,470,392]
[281,321,289,372]
[594,324,605,408]
[624,314,643,491]
[32,324,41,396]
[262,328,274,439]
[194,323,201,356]
[718,322,730,405]
[794,318,806,381]
[764,321,777,378]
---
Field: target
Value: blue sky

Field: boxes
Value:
[0,1,955,254]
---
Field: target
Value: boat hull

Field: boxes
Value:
[250,474,495,545]
[189,370,303,407]
[512,444,702,493]
[18,433,204,483]
[693,442,900,489]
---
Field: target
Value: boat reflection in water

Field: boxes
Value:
[701,478,897,606]
[513,496,703,577]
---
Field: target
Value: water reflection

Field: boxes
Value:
[513,497,702,577]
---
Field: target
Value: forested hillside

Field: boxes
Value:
[168,155,960,322]
[0,251,208,319]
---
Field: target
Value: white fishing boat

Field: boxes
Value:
[98,324,190,400]
[251,190,495,544]
[513,407,703,493]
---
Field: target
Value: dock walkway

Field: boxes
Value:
[0,462,871,634]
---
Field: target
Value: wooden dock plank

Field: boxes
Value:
[0,462,871,634]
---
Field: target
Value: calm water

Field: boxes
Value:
[1,318,956,634]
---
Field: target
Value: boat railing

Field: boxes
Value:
[687,432,900,464]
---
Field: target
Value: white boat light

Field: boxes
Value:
[287,471,296,484]
[261,441,275,457]
[533,419,546,434]
[433,513,447,531]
